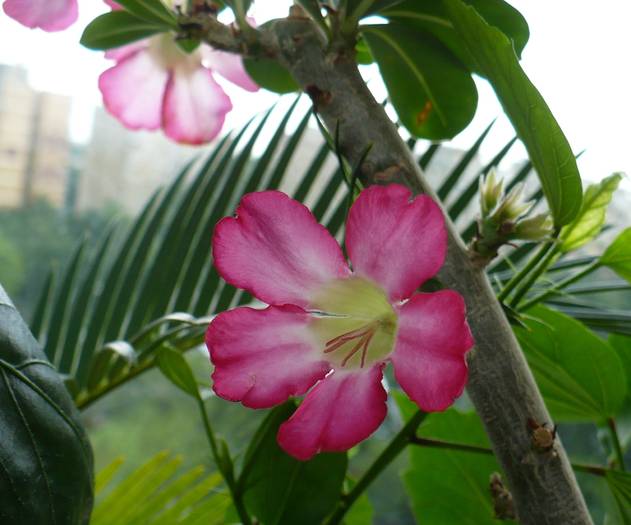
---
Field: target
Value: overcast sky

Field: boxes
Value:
[1,1,630,189]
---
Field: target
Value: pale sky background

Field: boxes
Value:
[1,1,630,190]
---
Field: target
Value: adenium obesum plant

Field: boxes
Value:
[3,0,258,145]
[100,1,258,145]
[3,0,77,31]
[206,184,474,460]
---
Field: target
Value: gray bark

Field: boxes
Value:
[269,18,593,525]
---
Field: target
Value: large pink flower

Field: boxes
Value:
[206,185,474,460]
[99,1,258,145]
[3,0,78,31]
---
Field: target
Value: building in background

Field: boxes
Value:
[0,65,71,208]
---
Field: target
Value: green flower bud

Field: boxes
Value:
[479,168,504,217]
[512,213,553,241]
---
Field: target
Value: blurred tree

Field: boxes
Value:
[0,199,126,317]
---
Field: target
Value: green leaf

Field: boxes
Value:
[606,470,631,524]
[240,402,348,525]
[515,305,627,422]
[176,38,201,54]
[601,228,631,284]
[115,0,178,28]
[401,404,513,524]
[442,0,583,226]
[243,56,299,93]
[355,36,373,64]
[156,346,200,399]
[362,23,478,140]
[382,0,529,66]
[81,11,166,50]
[295,0,329,35]
[0,286,93,524]
[559,173,622,252]
[343,480,373,525]
[610,334,631,400]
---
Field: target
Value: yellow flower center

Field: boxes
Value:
[310,277,397,370]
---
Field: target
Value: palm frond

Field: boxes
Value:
[92,452,228,525]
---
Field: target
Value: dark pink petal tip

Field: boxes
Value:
[346,184,447,303]
[276,365,388,460]
[391,290,474,412]
[206,304,330,409]
[212,191,350,308]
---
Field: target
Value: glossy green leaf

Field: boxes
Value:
[559,173,622,252]
[156,346,200,399]
[382,0,529,67]
[115,0,178,27]
[343,487,373,525]
[515,305,627,422]
[0,286,93,525]
[295,0,328,33]
[601,228,631,284]
[355,36,373,64]
[362,23,478,139]
[81,11,165,50]
[243,56,299,93]
[609,334,631,400]
[606,470,631,524]
[176,38,201,54]
[240,402,347,525]
[398,395,512,525]
[442,0,582,226]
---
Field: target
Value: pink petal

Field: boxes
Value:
[391,290,473,412]
[206,305,330,409]
[103,0,120,8]
[105,39,149,61]
[162,66,232,145]
[346,184,447,302]
[277,365,387,460]
[202,47,259,92]
[213,191,350,308]
[99,49,168,131]
[4,0,78,31]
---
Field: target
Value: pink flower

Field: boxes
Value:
[206,185,474,460]
[99,1,258,145]
[3,0,78,31]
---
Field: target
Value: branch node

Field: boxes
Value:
[490,472,516,520]
[306,84,332,111]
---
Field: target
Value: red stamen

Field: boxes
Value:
[359,330,376,368]
[323,321,378,367]
[341,334,369,367]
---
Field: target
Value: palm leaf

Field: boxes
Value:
[92,452,228,525]
[32,99,348,409]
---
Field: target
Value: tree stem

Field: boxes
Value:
[197,399,252,525]
[325,411,426,525]
[409,436,608,477]
[607,418,626,471]
[267,17,592,524]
